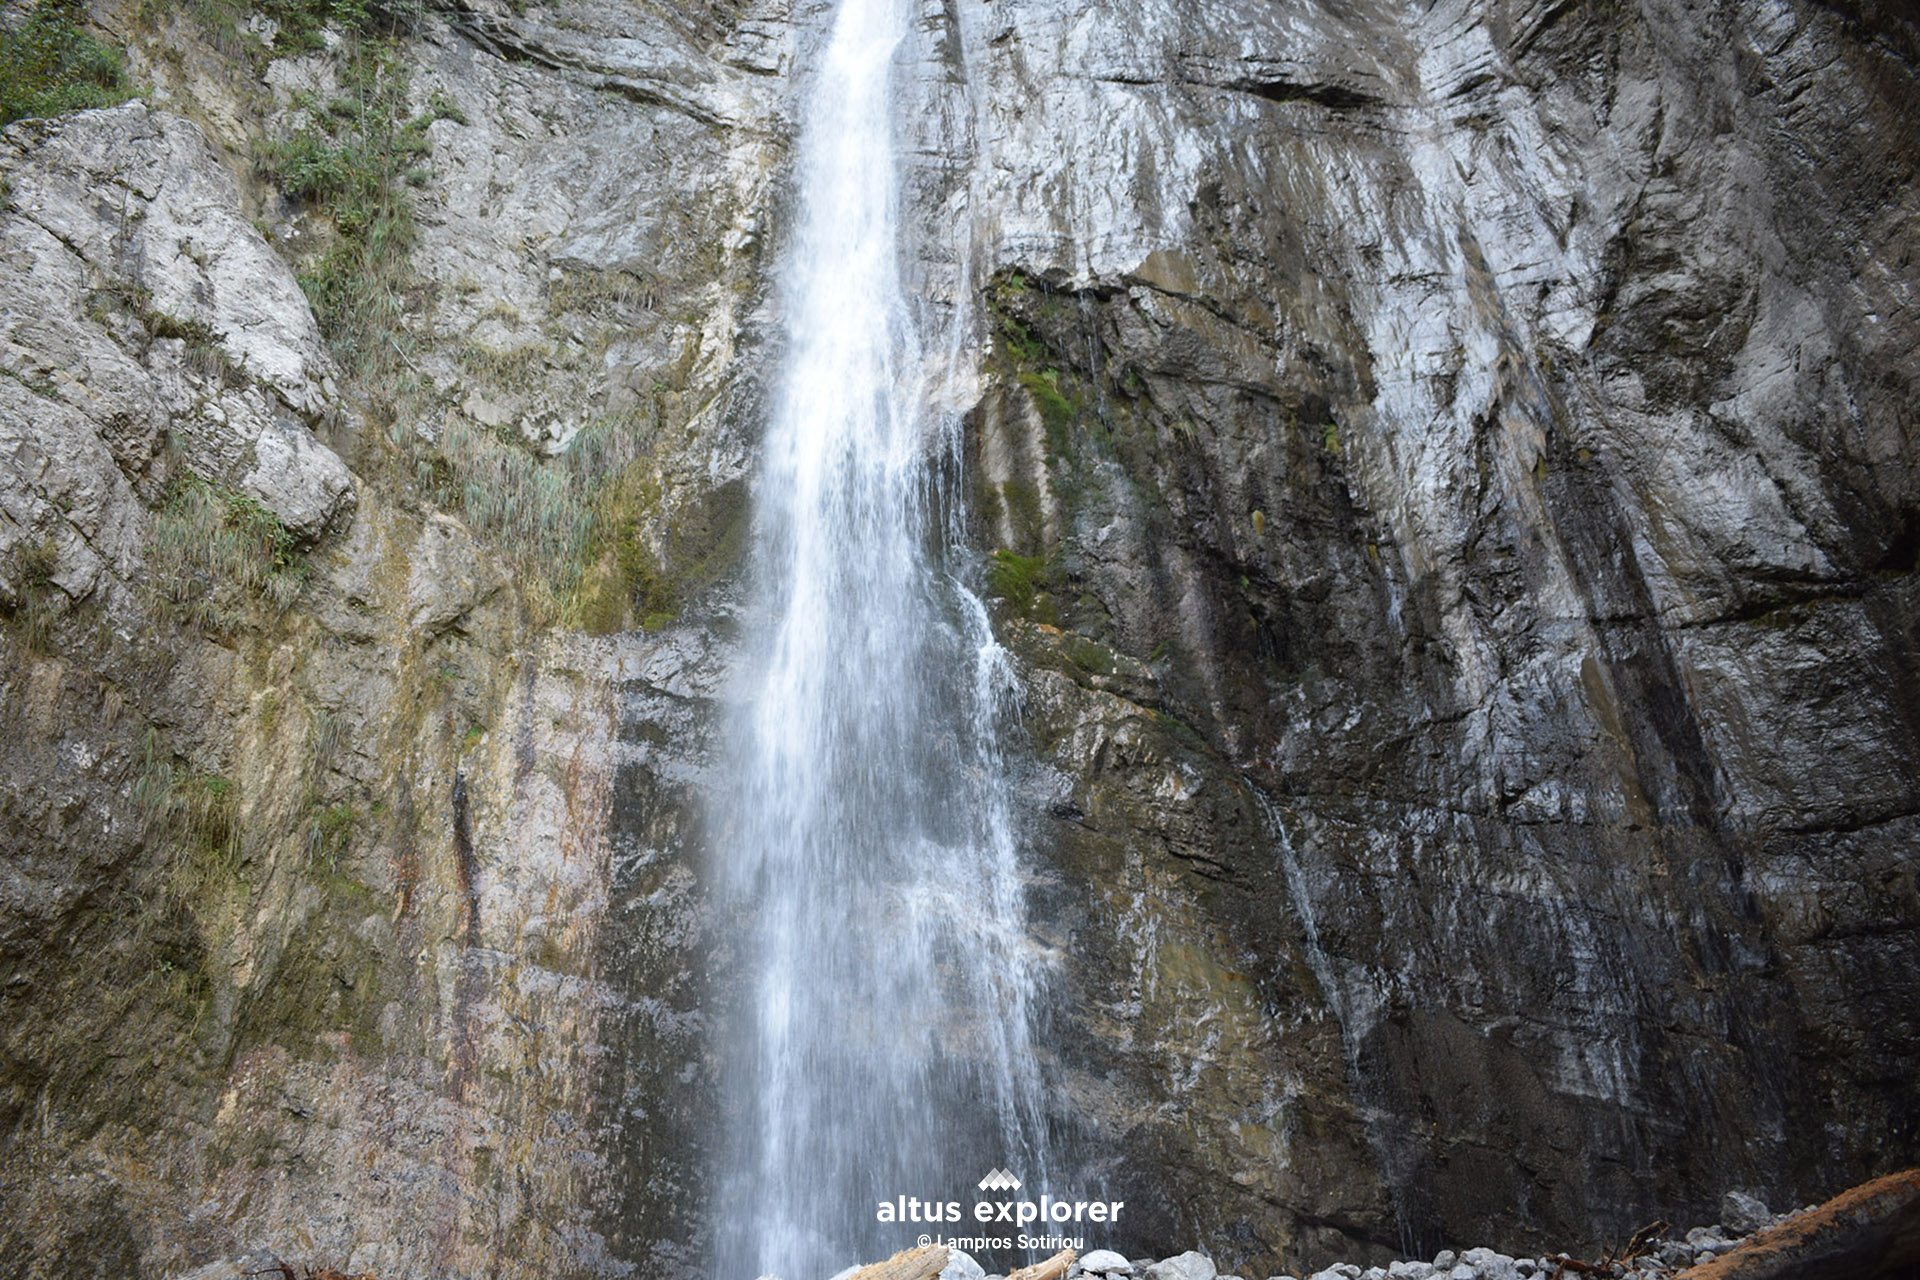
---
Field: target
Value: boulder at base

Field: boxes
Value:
[1679,1170,1920,1280]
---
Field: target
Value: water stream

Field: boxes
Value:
[712,0,1052,1274]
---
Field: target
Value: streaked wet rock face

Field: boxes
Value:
[946,0,1920,1270]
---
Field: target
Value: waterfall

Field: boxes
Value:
[711,0,1052,1274]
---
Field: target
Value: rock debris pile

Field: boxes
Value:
[1019,1179,1920,1280]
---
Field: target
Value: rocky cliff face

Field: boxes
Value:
[1,0,1916,1275]
[945,0,1920,1268]
[0,5,777,1271]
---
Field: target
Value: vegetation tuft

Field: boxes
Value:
[134,729,243,872]
[412,413,677,629]
[156,0,424,60]
[305,800,358,867]
[986,269,1098,461]
[234,0,445,377]
[148,471,305,631]
[1018,369,1077,451]
[3,533,64,653]
[0,0,134,127]
[259,46,437,375]
[87,283,250,386]
[289,707,365,872]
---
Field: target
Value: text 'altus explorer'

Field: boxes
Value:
[875,1196,1126,1226]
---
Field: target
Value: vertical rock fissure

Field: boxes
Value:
[711,0,1053,1275]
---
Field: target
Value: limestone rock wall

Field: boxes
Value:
[939,0,1920,1270]
[0,0,779,1271]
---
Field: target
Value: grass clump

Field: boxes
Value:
[134,730,243,874]
[429,422,607,581]
[408,411,749,634]
[148,473,305,631]
[162,0,419,63]
[3,533,63,653]
[305,801,357,867]
[89,283,250,386]
[255,22,452,377]
[255,0,408,52]
[456,339,553,396]
[416,415,657,627]
[148,311,246,386]
[292,707,366,873]
[0,0,134,127]
[548,266,655,318]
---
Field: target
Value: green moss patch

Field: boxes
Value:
[986,548,1062,625]
[1017,369,1077,452]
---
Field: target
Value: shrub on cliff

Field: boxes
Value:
[0,0,132,127]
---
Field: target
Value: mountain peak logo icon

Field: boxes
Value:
[977,1168,1023,1192]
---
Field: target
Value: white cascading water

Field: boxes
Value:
[713,0,1052,1275]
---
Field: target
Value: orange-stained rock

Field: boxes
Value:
[845,1245,951,1280]
[1677,1170,1920,1280]
[1008,1249,1077,1280]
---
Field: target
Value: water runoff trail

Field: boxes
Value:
[711,0,1053,1275]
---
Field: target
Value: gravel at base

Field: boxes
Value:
[996,1191,1807,1280]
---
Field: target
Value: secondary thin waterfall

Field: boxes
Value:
[712,0,1051,1275]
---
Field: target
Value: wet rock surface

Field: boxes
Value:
[946,0,1920,1268]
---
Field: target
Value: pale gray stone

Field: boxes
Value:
[1146,1253,1218,1280]
[1461,1249,1520,1280]
[1722,1190,1773,1237]
[0,101,354,583]
[941,1250,987,1280]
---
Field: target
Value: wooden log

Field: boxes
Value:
[1007,1248,1076,1280]
[845,1245,951,1280]
[1676,1169,1920,1280]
